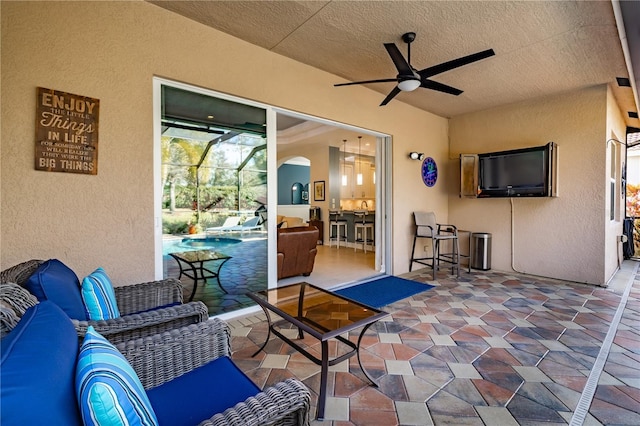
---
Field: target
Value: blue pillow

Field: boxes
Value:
[76,326,158,426]
[81,268,120,320]
[25,258,87,320]
[1,301,82,424]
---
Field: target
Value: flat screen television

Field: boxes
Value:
[477,142,557,198]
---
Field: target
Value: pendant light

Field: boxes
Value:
[356,136,363,186]
[341,139,348,186]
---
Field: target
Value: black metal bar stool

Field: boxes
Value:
[328,210,347,249]
[354,210,374,252]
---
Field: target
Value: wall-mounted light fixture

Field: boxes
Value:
[409,152,424,161]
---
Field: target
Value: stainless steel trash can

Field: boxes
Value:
[470,232,492,270]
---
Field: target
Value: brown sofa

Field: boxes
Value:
[276,215,307,228]
[277,226,320,280]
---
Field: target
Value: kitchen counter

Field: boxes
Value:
[340,210,374,214]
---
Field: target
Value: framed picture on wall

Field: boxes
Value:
[314,180,325,201]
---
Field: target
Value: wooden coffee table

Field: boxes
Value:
[247,282,389,420]
[169,250,231,301]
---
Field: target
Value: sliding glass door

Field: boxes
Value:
[154,78,392,318]
[154,79,270,316]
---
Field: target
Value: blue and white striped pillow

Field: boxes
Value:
[76,326,158,426]
[81,268,120,320]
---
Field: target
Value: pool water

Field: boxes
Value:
[162,236,242,255]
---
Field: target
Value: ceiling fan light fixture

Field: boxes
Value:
[398,79,421,92]
[334,32,494,106]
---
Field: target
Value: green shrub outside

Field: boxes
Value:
[162,182,264,236]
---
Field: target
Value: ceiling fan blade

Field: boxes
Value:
[334,78,398,87]
[418,49,495,78]
[421,79,463,96]
[384,43,413,75]
[380,86,401,106]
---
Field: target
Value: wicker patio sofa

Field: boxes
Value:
[1,301,311,425]
[0,259,209,344]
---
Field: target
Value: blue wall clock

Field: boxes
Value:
[421,157,438,187]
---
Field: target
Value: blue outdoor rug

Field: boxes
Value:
[334,276,434,308]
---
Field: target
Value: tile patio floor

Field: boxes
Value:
[226,261,640,425]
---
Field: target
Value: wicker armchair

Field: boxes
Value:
[0,259,209,344]
[118,319,311,425]
[0,282,38,338]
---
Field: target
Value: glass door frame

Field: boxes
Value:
[153,78,393,316]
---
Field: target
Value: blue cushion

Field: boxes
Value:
[136,301,180,314]
[147,356,260,426]
[1,301,82,424]
[81,268,120,320]
[76,326,158,426]
[25,258,87,320]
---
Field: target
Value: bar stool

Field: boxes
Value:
[328,210,347,249]
[354,210,374,252]
[409,211,460,280]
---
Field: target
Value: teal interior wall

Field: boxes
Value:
[277,164,310,204]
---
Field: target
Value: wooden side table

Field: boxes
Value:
[309,219,324,245]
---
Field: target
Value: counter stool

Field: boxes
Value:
[409,211,460,280]
[328,210,347,249]
[354,210,374,253]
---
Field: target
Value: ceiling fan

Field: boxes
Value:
[334,32,495,106]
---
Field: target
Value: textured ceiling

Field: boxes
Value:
[149,0,639,129]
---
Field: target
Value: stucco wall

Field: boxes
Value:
[449,86,617,285]
[1,1,449,282]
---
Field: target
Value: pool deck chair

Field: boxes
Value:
[205,216,241,235]
[227,216,262,234]
[410,211,460,280]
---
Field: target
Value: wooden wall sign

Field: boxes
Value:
[35,87,99,175]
